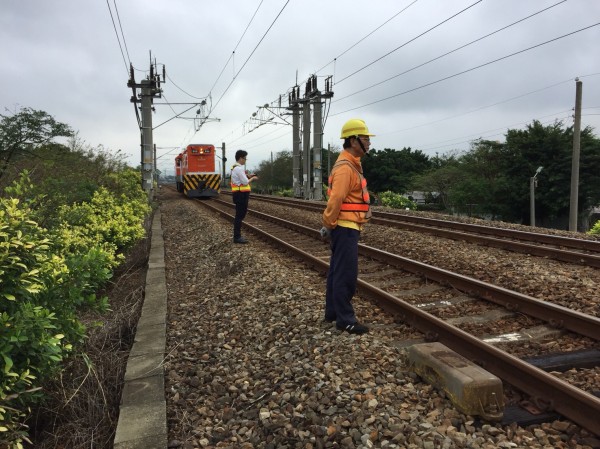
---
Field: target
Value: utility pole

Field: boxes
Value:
[289,86,302,198]
[153,143,157,186]
[569,78,583,232]
[311,76,334,201]
[287,75,333,200]
[302,78,312,199]
[221,142,227,187]
[530,166,543,227]
[128,56,163,200]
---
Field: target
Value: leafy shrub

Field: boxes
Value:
[0,196,72,446]
[378,191,418,210]
[275,189,293,197]
[0,170,149,448]
[588,220,600,236]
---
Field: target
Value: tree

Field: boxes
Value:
[411,120,600,227]
[0,107,73,182]
[254,151,293,191]
[503,120,600,224]
[362,147,431,193]
[412,154,463,209]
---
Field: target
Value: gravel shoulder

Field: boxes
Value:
[160,190,599,449]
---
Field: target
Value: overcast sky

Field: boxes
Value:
[2,0,599,175]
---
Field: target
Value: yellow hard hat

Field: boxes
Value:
[340,118,375,139]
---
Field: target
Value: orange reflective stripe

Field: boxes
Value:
[340,203,370,211]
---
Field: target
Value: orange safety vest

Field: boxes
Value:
[327,160,372,219]
[231,164,251,192]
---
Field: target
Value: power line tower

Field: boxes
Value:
[127,55,164,199]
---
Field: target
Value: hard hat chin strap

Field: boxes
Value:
[355,136,370,157]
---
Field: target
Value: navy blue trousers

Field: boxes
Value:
[232,191,250,239]
[325,226,360,326]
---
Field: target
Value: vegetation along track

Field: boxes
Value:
[226,192,600,268]
[198,195,600,436]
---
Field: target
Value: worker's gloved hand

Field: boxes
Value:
[319,227,332,241]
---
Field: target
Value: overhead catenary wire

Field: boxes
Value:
[112,0,132,65]
[335,0,484,85]
[381,75,583,137]
[315,0,421,75]
[106,0,129,76]
[334,0,567,103]
[166,73,210,101]
[197,0,291,139]
[208,0,265,96]
[209,1,290,116]
[331,22,600,117]
[415,112,574,153]
[156,2,287,134]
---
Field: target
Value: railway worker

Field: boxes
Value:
[231,149,258,244]
[320,118,373,335]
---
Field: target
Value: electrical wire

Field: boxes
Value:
[331,22,600,116]
[315,0,420,75]
[240,127,290,150]
[208,0,265,96]
[113,0,132,65]
[416,113,573,152]
[380,76,579,137]
[106,0,129,76]
[166,73,209,101]
[334,0,567,103]
[335,0,483,85]
[204,0,291,123]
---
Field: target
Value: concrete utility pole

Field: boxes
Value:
[153,143,157,186]
[288,86,302,198]
[302,87,312,199]
[287,75,333,200]
[311,76,334,201]
[221,142,227,187]
[140,79,155,197]
[569,79,583,232]
[128,57,163,200]
[530,166,543,227]
[312,85,323,200]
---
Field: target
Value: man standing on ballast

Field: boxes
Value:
[231,149,258,244]
[320,119,374,335]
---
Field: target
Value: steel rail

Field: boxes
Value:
[199,199,600,435]
[369,216,600,268]
[375,209,600,253]
[214,198,600,340]
[358,280,600,437]
[242,192,600,254]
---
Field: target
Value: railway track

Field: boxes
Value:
[197,195,600,436]
[225,192,600,268]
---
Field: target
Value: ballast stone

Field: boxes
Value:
[408,342,504,421]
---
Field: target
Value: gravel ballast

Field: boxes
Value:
[160,191,599,449]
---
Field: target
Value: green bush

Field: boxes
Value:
[588,220,600,236]
[0,195,73,446]
[275,188,293,197]
[55,187,148,265]
[378,191,418,210]
[0,171,149,448]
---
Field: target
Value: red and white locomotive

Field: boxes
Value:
[175,144,221,198]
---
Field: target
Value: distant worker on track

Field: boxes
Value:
[320,119,374,335]
[231,149,258,244]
